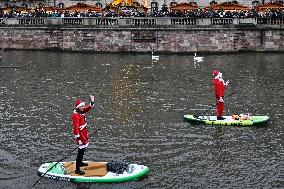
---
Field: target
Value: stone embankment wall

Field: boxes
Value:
[0,17,284,53]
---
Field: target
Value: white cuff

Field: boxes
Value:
[79,123,87,130]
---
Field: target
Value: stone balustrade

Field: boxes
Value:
[0,17,283,27]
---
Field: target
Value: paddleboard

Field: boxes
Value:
[37,161,149,183]
[184,114,269,126]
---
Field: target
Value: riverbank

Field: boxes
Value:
[1,17,284,53]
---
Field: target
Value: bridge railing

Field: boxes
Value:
[0,17,283,27]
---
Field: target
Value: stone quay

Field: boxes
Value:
[0,17,283,53]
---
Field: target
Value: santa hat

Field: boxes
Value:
[75,99,85,109]
[212,70,220,76]
[213,70,222,78]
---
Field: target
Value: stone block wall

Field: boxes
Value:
[1,27,284,53]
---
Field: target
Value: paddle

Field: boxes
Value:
[193,88,238,119]
[32,128,100,188]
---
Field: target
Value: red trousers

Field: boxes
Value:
[216,101,224,117]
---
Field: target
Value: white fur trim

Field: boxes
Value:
[74,134,80,138]
[76,102,85,109]
[215,72,223,79]
[79,123,87,130]
[78,142,89,149]
[219,78,225,83]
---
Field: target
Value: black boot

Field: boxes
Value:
[79,162,88,167]
[217,116,225,120]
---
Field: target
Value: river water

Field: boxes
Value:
[0,50,283,189]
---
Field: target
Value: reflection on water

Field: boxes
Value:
[0,51,283,188]
[108,63,142,124]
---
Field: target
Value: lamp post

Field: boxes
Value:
[161,0,168,12]
[151,0,158,12]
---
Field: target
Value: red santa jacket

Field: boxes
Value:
[213,78,226,100]
[72,104,93,145]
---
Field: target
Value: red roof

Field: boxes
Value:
[65,3,102,12]
[170,3,199,12]
[205,2,251,11]
[256,2,284,11]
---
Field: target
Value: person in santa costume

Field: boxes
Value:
[72,95,95,175]
[212,70,229,120]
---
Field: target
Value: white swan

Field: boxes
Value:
[152,51,159,61]
[193,53,204,62]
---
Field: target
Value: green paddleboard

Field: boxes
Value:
[184,114,269,126]
[37,161,149,183]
